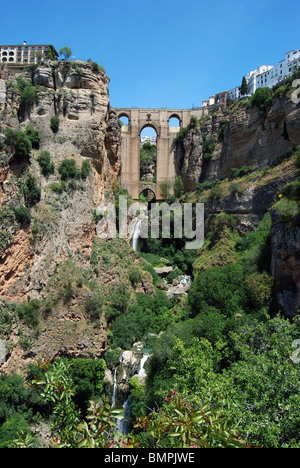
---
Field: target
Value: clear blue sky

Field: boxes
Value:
[1,0,299,109]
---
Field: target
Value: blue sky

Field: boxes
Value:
[1,0,299,109]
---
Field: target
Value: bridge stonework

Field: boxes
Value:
[113,107,207,200]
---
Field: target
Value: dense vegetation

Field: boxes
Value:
[0,67,300,449]
[1,185,300,447]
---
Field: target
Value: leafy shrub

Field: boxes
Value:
[229,182,243,194]
[209,184,222,199]
[50,115,59,133]
[37,151,54,176]
[274,198,299,223]
[49,182,66,194]
[188,263,247,318]
[23,173,41,207]
[272,84,290,101]
[245,271,273,310]
[230,165,254,179]
[84,293,103,320]
[80,160,92,179]
[87,59,106,74]
[128,266,142,285]
[19,84,37,108]
[140,142,156,169]
[211,213,237,232]
[58,159,79,180]
[248,87,272,114]
[280,177,300,201]
[196,180,215,194]
[202,135,216,159]
[25,126,40,149]
[13,206,31,225]
[174,175,184,198]
[110,290,171,349]
[4,129,32,159]
[293,146,300,168]
[69,358,106,416]
[0,206,17,253]
[174,116,200,144]
[218,119,226,141]
[16,299,40,328]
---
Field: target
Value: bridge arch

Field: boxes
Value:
[113,107,206,200]
[118,112,130,126]
[140,122,159,136]
[168,114,182,127]
[139,187,156,200]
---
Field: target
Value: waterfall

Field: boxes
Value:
[179,275,191,286]
[117,397,131,435]
[111,354,123,408]
[138,353,150,378]
[113,352,150,435]
[111,367,117,408]
[132,220,142,251]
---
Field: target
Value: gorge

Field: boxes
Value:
[0,58,300,448]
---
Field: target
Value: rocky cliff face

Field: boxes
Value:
[177,96,300,191]
[178,94,300,318]
[0,61,122,371]
[270,211,300,318]
[0,61,120,298]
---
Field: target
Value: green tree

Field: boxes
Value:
[174,176,184,198]
[160,180,174,203]
[37,151,54,176]
[25,126,40,149]
[50,115,59,133]
[59,47,72,60]
[13,206,31,226]
[58,159,79,180]
[241,76,248,96]
[248,87,272,114]
[4,129,32,159]
[135,389,246,448]
[188,263,247,318]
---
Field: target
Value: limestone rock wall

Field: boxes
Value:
[177,97,300,191]
[0,61,121,370]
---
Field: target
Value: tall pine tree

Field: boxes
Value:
[241,76,248,95]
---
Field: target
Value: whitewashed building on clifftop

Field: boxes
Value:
[203,48,300,107]
[0,42,58,65]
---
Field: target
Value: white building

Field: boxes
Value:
[246,65,274,95]
[0,42,58,65]
[228,86,242,101]
[203,48,300,107]
[256,49,300,90]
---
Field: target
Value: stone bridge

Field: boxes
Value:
[113,107,207,200]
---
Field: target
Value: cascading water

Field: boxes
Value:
[132,220,142,251]
[112,354,123,408]
[113,352,151,435]
[138,353,150,378]
[111,367,117,408]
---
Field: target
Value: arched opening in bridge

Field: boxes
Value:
[139,188,156,209]
[168,115,181,128]
[140,126,157,187]
[118,114,130,128]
